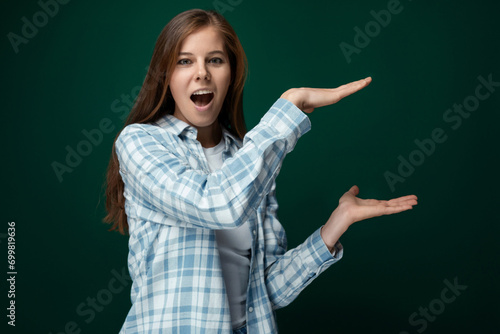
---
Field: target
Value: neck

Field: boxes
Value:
[197,121,222,148]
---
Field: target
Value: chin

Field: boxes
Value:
[184,113,218,128]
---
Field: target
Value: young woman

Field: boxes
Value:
[104,8,418,334]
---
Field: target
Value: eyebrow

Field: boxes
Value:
[178,50,225,56]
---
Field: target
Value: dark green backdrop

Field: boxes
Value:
[2,0,499,333]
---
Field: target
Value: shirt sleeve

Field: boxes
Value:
[115,98,311,230]
[262,183,344,309]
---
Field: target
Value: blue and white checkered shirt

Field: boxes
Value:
[115,98,344,333]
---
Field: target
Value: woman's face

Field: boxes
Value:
[170,26,231,139]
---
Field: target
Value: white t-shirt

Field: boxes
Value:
[202,139,252,329]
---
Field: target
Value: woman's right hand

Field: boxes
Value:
[280,77,372,113]
[320,185,418,252]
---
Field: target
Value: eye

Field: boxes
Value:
[177,59,191,65]
[209,57,224,64]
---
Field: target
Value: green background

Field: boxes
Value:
[2,0,499,333]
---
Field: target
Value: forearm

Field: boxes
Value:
[265,227,342,309]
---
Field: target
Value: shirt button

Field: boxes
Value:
[248,306,254,313]
[252,230,256,235]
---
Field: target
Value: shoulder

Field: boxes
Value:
[118,122,159,139]
[114,122,189,171]
[114,123,189,169]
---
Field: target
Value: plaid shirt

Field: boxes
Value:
[115,98,344,333]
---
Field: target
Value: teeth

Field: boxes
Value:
[192,90,213,95]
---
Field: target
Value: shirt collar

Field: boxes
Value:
[154,114,191,136]
[153,114,242,149]
[221,126,242,151]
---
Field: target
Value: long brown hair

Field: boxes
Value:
[103,9,248,235]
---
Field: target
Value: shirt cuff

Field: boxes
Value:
[259,98,311,152]
[300,227,343,278]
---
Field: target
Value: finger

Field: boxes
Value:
[303,77,372,110]
[347,185,359,196]
[387,195,418,203]
[333,77,372,91]
[356,203,413,222]
[359,194,418,207]
[386,200,418,209]
[381,204,414,215]
[361,198,417,208]
[367,204,414,217]
[332,77,372,102]
[382,197,417,206]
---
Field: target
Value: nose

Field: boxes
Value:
[196,62,210,81]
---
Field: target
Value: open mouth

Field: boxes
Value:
[190,92,214,107]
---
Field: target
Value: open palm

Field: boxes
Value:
[338,185,418,225]
[280,77,372,113]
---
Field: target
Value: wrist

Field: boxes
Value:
[320,208,351,252]
[280,89,300,107]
